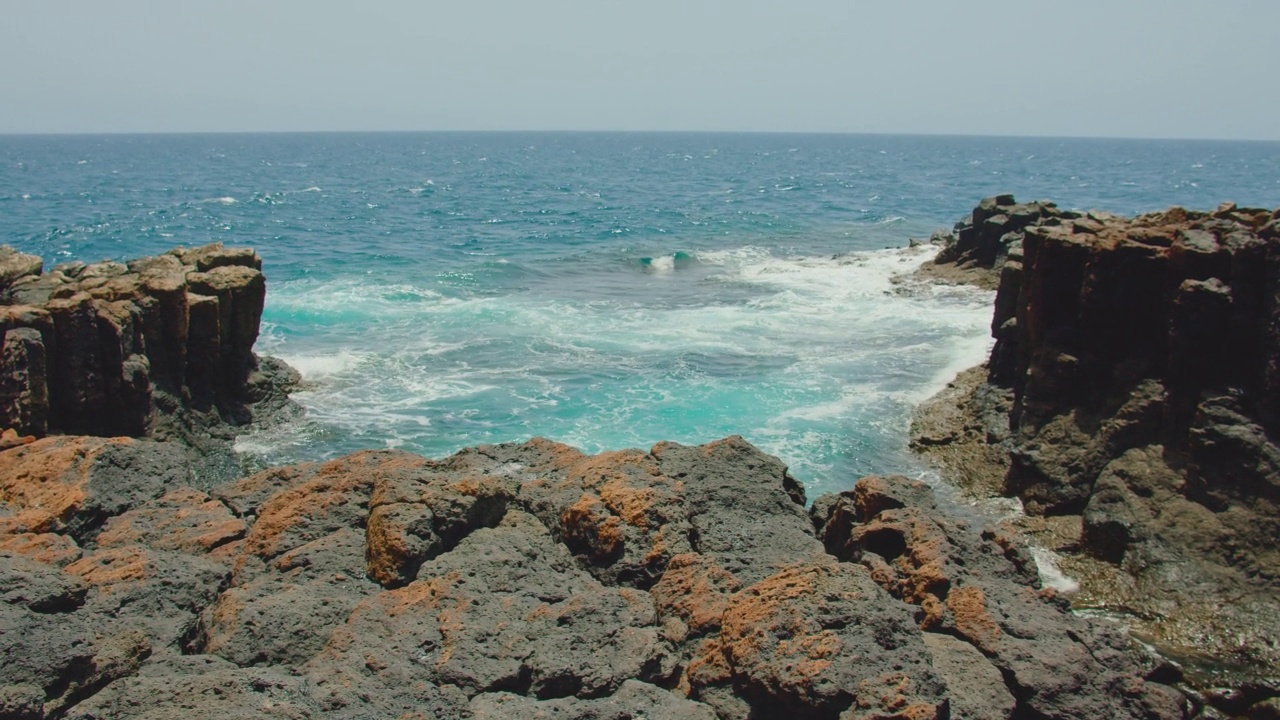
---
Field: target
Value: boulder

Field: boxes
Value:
[814,476,1187,720]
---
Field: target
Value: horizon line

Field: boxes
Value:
[2,128,1278,144]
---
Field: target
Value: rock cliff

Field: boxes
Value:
[914,196,1280,713]
[0,243,296,451]
[0,434,1186,719]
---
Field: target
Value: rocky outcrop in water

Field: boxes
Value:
[0,434,1187,719]
[914,196,1280,713]
[0,243,296,450]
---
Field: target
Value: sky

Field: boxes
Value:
[1,0,1277,140]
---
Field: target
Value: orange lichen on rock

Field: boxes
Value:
[238,451,394,561]
[852,672,945,720]
[852,510,954,607]
[370,570,464,618]
[946,585,1002,653]
[0,427,37,450]
[0,531,82,566]
[598,476,661,529]
[650,553,740,635]
[65,545,152,592]
[719,563,838,680]
[95,488,246,555]
[0,435,118,534]
[566,449,654,488]
[365,504,427,587]
[446,473,511,498]
[683,636,733,691]
[560,493,624,561]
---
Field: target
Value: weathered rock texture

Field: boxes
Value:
[914,196,1280,713]
[0,243,296,446]
[1,435,1183,719]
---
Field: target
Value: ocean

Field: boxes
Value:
[3,132,1278,498]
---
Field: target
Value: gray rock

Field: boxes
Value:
[814,476,1187,720]
[0,683,44,720]
[0,327,50,436]
[0,550,87,612]
[305,510,674,703]
[470,679,718,719]
[922,632,1015,720]
[651,436,818,585]
[0,601,150,717]
[202,528,379,668]
[64,663,317,720]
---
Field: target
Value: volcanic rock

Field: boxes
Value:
[915,195,1280,707]
[1,432,1187,718]
[0,243,297,450]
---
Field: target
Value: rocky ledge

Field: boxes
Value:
[0,243,297,454]
[1,433,1189,719]
[913,196,1280,714]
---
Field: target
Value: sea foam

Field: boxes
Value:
[243,243,996,496]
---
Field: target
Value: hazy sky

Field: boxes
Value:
[2,0,1277,139]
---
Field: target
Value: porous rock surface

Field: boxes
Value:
[914,196,1280,713]
[0,243,296,449]
[0,434,1184,719]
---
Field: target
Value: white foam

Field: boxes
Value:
[1030,547,1081,594]
[268,279,448,317]
[279,350,368,380]
[772,390,864,422]
[248,243,1002,498]
[694,246,772,266]
[910,331,996,404]
[648,255,675,273]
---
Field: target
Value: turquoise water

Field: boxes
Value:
[3,133,1279,496]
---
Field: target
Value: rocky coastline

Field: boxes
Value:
[913,196,1280,716]
[1,219,1275,719]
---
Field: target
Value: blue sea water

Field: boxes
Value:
[3,132,1279,498]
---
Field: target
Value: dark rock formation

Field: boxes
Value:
[811,475,1185,720]
[0,243,297,450]
[913,195,1072,291]
[0,434,1184,719]
[914,196,1280,713]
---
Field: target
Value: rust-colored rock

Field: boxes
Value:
[815,475,1187,720]
[0,428,1196,717]
[95,488,246,555]
[0,531,82,566]
[650,552,741,636]
[0,242,292,443]
[0,435,190,541]
[920,196,1280,697]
